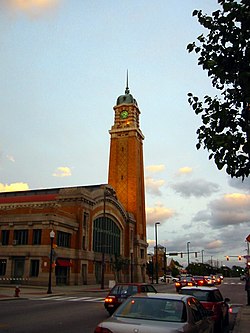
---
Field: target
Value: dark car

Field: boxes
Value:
[180,286,230,332]
[104,283,157,315]
[175,276,195,292]
[96,293,214,333]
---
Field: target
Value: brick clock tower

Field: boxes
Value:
[108,78,147,281]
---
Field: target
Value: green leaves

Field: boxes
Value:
[187,0,250,180]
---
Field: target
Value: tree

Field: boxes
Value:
[187,0,250,180]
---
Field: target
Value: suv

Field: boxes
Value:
[179,286,230,332]
[104,283,157,315]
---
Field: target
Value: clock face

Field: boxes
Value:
[120,110,128,119]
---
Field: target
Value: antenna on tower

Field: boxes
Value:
[125,70,130,94]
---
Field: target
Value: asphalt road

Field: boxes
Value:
[0,277,245,333]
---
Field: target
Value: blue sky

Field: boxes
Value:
[0,0,249,269]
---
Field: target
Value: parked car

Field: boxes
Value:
[180,286,230,332]
[175,276,195,292]
[96,293,214,333]
[104,283,157,315]
[160,275,179,283]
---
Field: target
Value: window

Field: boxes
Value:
[83,212,88,229]
[0,259,7,276]
[57,231,71,248]
[93,217,120,255]
[140,249,144,259]
[1,230,9,245]
[13,230,28,245]
[33,229,42,245]
[30,260,39,277]
[82,235,86,250]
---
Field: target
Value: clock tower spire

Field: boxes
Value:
[108,77,147,281]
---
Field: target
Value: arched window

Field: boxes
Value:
[93,217,120,255]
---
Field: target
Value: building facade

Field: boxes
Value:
[0,83,147,286]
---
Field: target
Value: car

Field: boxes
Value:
[192,275,207,286]
[95,292,214,333]
[214,275,222,285]
[160,275,179,283]
[104,283,157,315]
[240,275,246,281]
[175,276,195,292]
[204,276,215,286]
[180,286,230,333]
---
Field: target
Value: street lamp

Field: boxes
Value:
[47,229,55,294]
[155,222,160,284]
[187,241,190,268]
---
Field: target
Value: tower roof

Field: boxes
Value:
[116,72,138,106]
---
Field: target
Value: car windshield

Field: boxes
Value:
[110,285,138,296]
[115,297,187,323]
[180,289,222,302]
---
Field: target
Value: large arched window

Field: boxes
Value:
[93,217,120,255]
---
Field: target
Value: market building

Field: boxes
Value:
[0,82,148,286]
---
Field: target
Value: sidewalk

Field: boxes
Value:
[0,284,249,333]
[0,283,110,301]
[232,305,250,333]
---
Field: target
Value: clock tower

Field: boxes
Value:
[108,78,147,280]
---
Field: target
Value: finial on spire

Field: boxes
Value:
[125,70,130,94]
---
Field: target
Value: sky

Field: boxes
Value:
[0,0,249,270]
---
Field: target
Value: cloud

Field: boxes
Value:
[1,0,60,17]
[193,193,250,228]
[146,164,165,174]
[6,155,15,162]
[228,177,250,192]
[176,166,193,175]
[146,203,175,226]
[52,166,72,177]
[0,182,29,192]
[145,177,165,196]
[172,179,219,198]
[206,239,223,249]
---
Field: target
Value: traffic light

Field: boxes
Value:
[195,252,197,258]
[238,256,242,261]
[180,252,183,258]
[226,256,229,261]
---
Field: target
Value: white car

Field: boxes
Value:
[94,293,214,333]
[160,275,179,283]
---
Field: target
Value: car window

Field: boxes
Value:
[115,298,186,322]
[213,290,223,301]
[111,285,131,295]
[180,289,210,301]
[188,298,204,322]
[145,285,156,292]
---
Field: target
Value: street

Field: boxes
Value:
[0,277,246,333]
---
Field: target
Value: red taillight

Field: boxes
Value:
[94,326,113,333]
[105,296,115,303]
[187,282,193,286]
[175,282,181,286]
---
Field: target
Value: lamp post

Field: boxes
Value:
[155,222,160,284]
[187,241,190,268]
[47,230,55,294]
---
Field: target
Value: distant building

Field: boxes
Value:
[0,82,147,286]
